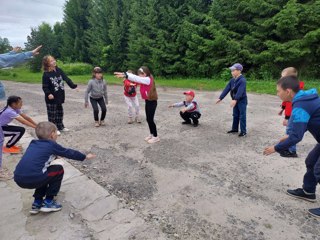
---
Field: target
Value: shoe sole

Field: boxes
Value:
[148,139,160,144]
[40,207,62,213]
[29,210,40,215]
[286,192,316,202]
[308,210,320,218]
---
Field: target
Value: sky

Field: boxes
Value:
[0,0,66,48]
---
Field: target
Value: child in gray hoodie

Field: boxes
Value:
[85,67,108,127]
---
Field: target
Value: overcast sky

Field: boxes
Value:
[0,0,66,48]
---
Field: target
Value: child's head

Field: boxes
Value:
[92,66,103,80]
[281,67,298,78]
[36,122,58,141]
[7,95,22,109]
[277,76,300,102]
[137,66,151,77]
[229,63,243,78]
[42,55,56,72]
[183,90,195,102]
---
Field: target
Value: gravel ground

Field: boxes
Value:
[3,80,320,240]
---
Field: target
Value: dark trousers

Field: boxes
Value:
[15,165,64,200]
[145,100,158,137]
[232,97,247,134]
[180,111,201,124]
[90,97,107,121]
[2,125,25,147]
[303,144,320,193]
[46,103,64,130]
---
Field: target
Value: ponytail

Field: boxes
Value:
[0,96,22,116]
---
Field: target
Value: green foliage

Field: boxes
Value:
[23,0,320,79]
[0,37,11,53]
[57,61,92,75]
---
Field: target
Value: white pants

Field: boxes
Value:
[124,96,140,118]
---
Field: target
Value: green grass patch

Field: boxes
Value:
[0,67,319,95]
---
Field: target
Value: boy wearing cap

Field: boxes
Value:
[216,63,247,137]
[169,90,201,127]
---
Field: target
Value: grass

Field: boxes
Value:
[0,67,319,95]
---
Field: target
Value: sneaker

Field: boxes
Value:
[238,132,247,137]
[2,146,21,154]
[280,150,298,158]
[10,145,22,151]
[193,123,199,127]
[182,121,191,125]
[40,200,62,213]
[147,136,160,144]
[0,169,13,180]
[287,188,316,202]
[308,208,320,218]
[135,117,141,123]
[128,118,134,124]
[100,120,106,126]
[61,128,70,132]
[144,135,153,142]
[30,202,43,215]
[227,130,238,134]
[95,121,100,127]
[57,130,61,136]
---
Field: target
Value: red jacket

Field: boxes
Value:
[281,81,305,119]
[123,79,137,97]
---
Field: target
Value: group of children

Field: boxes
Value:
[0,55,319,218]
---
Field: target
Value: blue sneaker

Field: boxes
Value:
[308,208,320,218]
[30,202,43,215]
[40,200,62,213]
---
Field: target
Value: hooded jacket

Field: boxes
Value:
[275,89,320,152]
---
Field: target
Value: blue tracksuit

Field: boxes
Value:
[14,139,86,183]
[275,89,320,193]
[219,75,247,133]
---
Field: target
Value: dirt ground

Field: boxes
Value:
[3,80,320,240]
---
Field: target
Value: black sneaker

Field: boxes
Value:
[308,208,320,218]
[30,202,43,215]
[280,150,298,158]
[238,132,247,137]
[286,188,316,202]
[182,121,191,125]
[227,130,238,134]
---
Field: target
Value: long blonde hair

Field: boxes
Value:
[42,55,56,72]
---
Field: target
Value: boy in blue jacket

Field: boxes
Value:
[216,63,247,137]
[14,122,95,214]
[264,76,320,218]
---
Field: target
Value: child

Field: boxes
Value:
[42,55,78,135]
[169,90,201,127]
[216,63,247,137]
[278,67,305,158]
[85,67,108,127]
[263,76,320,218]
[14,121,95,214]
[123,70,140,124]
[114,66,159,144]
[0,96,37,180]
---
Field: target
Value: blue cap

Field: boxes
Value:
[229,63,243,71]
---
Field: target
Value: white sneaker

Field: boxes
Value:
[147,136,160,144]
[135,116,141,123]
[57,130,61,136]
[61,128,70,132]
[100,120,105,126]
[128,118,134,124]
[95,122,100,127]
[144,135,153,142]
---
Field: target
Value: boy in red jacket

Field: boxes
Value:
[278,67,304,157]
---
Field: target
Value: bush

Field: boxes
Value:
[57,61,92,75]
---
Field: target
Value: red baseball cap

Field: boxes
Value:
[183,90,195,98]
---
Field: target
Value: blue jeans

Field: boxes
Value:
[302,144,320,193]
[232,97,247,134]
